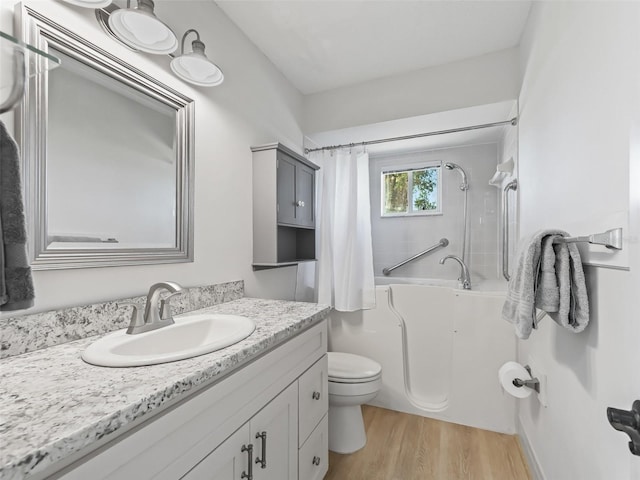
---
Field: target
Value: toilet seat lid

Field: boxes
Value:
[328,352,382,382]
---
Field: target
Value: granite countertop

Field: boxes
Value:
[0,298,330,480]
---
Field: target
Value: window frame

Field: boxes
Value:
[380,161,443,217]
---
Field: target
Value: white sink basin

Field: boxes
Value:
[82,313,256,367]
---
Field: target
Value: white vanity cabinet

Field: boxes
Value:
[182,382,298,480]
[52,321,328,480]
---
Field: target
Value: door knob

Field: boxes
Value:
[607,400,640,455]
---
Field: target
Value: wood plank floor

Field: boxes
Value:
[324,405,531,480]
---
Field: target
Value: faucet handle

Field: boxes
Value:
[119,302,144,334]
[160,291,182,321]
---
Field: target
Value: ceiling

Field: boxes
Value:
[216,0,532,95]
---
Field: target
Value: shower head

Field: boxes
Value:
[444,163,469,191]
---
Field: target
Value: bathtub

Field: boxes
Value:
[328,277,517,434]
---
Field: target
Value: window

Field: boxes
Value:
[381,163,441,216]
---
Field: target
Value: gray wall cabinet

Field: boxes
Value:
[252,143,320,269]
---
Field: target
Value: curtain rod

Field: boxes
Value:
[304,117,518,154]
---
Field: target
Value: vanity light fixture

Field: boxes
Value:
[170,29,224,87]
[107,0,177,55]
[68,1,225,87]
[59,0,113,7]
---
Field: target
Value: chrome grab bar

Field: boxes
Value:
[383,238,449,276]
[502,179,518,281]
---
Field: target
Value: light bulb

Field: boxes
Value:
[171,54,224,86]
[108,2,177,55]
[170,33,224,87]
[121,11,170,45]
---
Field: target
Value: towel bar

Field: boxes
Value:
[532,229,621,327]
[552,228,622,250]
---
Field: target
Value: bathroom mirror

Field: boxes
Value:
[17,6,194,269]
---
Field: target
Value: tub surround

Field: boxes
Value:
[370,144,501,282]
[330,283,516,434]
[0,280,244,359]
[0,297,330,480]
[374,276,507,292]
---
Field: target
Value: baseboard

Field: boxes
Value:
[516,417,546,480]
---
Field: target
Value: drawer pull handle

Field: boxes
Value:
[241,444,253,479]
[312,391,321,400]
[255,431,267,469]
[312,456,321,466]
[296,200,305,207]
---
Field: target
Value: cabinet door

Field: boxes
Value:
[251,382,299,480]
[277,153,297,226]
[295,162,315,228]
[180,424,252,480]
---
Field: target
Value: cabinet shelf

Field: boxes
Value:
[252,259,317,271]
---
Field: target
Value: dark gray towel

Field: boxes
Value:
[0,120,34,311]
[535,235,560,313]
[502,229,566,339]
[503,229,590,339]
[547,240,589,332]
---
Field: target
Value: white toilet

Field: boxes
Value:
[328,351,382,454]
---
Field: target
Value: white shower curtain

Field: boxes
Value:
[310,148,376,312]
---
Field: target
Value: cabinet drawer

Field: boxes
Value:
[298,354,328,446]
[298,414,328,480]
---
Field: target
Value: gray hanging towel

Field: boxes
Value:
[502,229,566,339]
[534,235,560,314]
[0,120,35,311]
[547,240,589,333]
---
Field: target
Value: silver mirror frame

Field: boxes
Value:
[16,5,195,270]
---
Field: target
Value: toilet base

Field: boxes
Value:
[328,404,366,454]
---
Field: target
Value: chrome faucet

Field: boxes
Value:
[439,255,472,290]
[125,281,184,335]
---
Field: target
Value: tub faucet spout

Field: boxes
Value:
[439,255,472,290]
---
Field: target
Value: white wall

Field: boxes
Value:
[303,47,520,134]
[370,143,500,282]
[0,0,304,312]
[517,2,640,479]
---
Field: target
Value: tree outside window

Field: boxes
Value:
[382,165,441,216]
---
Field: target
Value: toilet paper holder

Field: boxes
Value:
[512,365,540,393]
